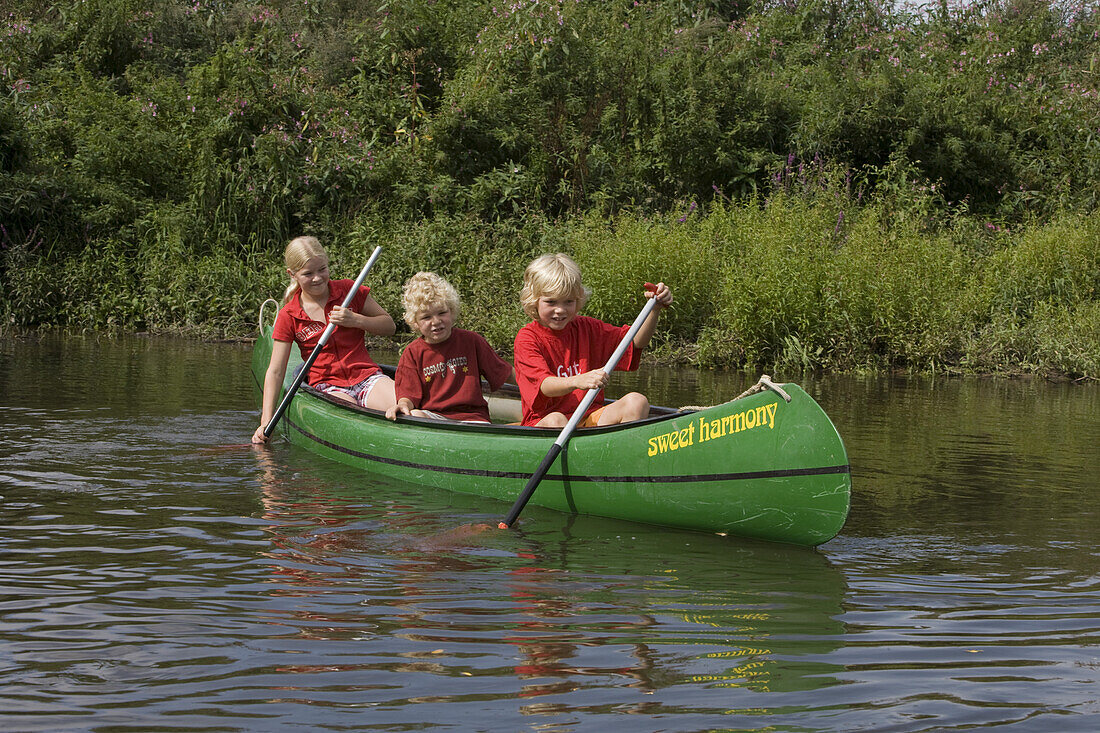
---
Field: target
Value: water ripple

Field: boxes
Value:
[2,337,1098,731]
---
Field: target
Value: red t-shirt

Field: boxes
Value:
[394,328,513,422]
[272,279,381,387]
[513,315,640,426]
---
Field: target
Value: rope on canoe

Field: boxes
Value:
[258,298,279,334]
[678,374,792,412]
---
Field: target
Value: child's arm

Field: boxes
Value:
[329,295,396,336]
[486,365,517,392]
[253,339,294,443]
[476,336,515,392]
[539,370,609,397]
[388,344,420,420]
[631,281,673,351]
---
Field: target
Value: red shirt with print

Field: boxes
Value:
[272,279,381,387]
[513,315,640,427]
[394,328,513,422]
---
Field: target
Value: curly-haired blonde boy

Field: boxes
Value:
[386,272,513,423]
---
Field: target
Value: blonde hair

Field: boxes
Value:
[282,236,329,304]
[401,271,461,329]
[520,253,589,320]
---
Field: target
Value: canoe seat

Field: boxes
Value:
[487,395,523,423]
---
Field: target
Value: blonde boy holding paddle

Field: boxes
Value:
[513,253,673,428]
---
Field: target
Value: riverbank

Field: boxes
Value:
[4,200,1098,380]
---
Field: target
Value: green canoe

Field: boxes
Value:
[251,321,851,546]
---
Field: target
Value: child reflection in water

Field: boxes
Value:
[251,453,658,698]
[506,556,658,701]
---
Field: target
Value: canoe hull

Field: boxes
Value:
[252,328,851,546]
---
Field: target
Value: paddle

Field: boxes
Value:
[498,293,661,529]
[261,245,383,441]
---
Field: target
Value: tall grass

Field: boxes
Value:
[570,209,723,351]
[3,196,1097,379]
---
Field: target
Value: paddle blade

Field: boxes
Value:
[424,523,495,545]
[197,443,265,454]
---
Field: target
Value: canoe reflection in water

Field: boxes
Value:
[249,449,848,703]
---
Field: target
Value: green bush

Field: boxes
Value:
[2,0,1099,380]
[696,196,839,369]
[694,196,975,372]
[976,215,1100,319]
[370,213,549,350]
[1030,300,1100,378]
[571,208,723,345]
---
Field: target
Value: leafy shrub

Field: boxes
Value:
[976,214,1100,319]
[1029,300,1100,378]
[362,213,548,350]
[696,195,839,369]
[828,207,971,369]
[2,0,1098,381]
[570,208,723,345]
[697,195,972,372]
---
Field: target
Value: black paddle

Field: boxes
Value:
[261,246,383,441]
[498,294,660,529]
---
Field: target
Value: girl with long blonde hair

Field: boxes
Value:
[253,236,397,443]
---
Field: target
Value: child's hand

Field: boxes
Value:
[644,282,673,309]
[252,424,270,444]
[328,305,354,326]
[386,400,413,421]
[574,369,609,391]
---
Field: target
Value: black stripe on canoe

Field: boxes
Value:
[288,418,850,484]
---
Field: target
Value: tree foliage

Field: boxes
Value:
[1,0,1098,376]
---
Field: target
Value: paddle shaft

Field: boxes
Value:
[262,246,383,440]
[499,296,660,528]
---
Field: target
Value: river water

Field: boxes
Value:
[1,333,1097,732]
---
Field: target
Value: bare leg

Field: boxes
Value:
[365,376,397,411]
[410,408,452,420]
[328,391,357,405]
[535,412,568,428]
[597,392,650,425]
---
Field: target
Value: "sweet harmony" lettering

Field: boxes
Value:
[647,402,778,457]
